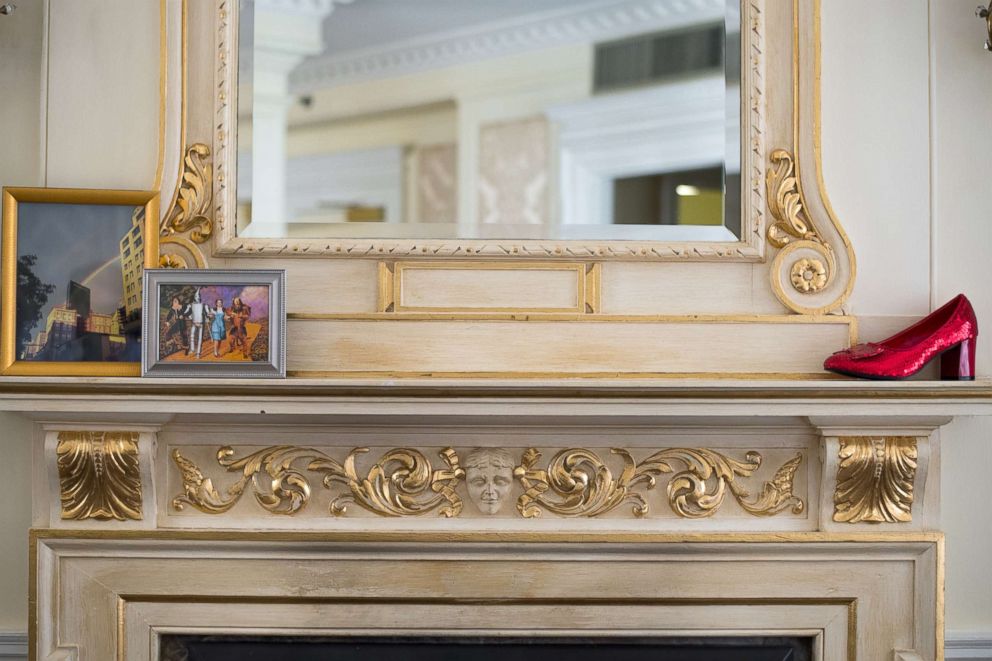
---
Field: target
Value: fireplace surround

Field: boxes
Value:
[9,377,987,660]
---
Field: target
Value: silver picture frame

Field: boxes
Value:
[141,269,286,378]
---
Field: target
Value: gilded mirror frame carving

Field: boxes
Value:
[211,0,769,264]
[169,0,856,317]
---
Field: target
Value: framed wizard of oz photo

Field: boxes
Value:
[1,187,159,376]
[141,269,286,378]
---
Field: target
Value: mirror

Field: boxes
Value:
[236,0,741,242]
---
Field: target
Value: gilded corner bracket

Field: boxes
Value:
[160,143,213,269]
[833,436,918,524]
[171,445,806,520]
[56,431,143,521]
[765,148,852,315]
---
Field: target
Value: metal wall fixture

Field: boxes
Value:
[0,4,15,16]
[980,5,992,50]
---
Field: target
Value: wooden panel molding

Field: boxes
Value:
[377,261,601,314]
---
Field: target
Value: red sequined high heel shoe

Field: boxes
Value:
[823,294,978,380]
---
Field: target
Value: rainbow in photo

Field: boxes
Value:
[15,202,148,363]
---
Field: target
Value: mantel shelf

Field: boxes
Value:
[1,376,990,423]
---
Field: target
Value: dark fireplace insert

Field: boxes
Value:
[160,635,811,661]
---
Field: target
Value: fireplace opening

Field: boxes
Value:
[160,635,812,661]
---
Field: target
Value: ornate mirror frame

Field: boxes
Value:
[159,0,855,318]
[214,0,769,263]
[145,0,858,379]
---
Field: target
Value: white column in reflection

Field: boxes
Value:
[246,0,341,236]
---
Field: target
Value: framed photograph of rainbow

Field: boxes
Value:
[1,187,159,376]
[141,269,285,378]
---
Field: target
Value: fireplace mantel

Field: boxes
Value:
[9,377,991,661]
[3,376,991,417]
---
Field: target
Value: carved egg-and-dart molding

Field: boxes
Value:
[171,445,806,519]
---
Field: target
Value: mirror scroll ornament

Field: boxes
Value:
[160,143,214,269]
[765,147,855,315]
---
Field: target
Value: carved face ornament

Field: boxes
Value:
[464,448,514,515]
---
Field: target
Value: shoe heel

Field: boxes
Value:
[940,338,976,380]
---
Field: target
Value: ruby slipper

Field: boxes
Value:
[823,294,978,380]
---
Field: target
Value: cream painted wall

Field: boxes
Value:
[0,0,990,641]
[0,0,45,633]
[929,0,992,636]
[820,0,992,636]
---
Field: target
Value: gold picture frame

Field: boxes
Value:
[1,187,160,376]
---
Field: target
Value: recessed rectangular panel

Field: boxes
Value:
[392,262,590,313]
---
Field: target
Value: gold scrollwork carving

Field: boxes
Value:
[515,447,805,519]
[319,447,464,517]
[767,149,824,249]
[833,437,918,524]
[172,445,805,520]
[172,446,464,517]
[56,431,143,521]
[162,143,213,244]
[766,149,840,306]
[159,253,189,269]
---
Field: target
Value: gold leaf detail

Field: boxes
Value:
[514,448,641,518]
[790,257,827,293]
[833,437,917,524]
[172,446,464,518]
[56,431,142,521]
[766,149,823,249]
[159,253,189,269]
[515,448,805,519]
[162,143,213,244]
[323,447,465,517]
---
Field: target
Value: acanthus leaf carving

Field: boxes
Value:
[766,149,824,249]
[833,437,917,524]
[515,447,805,519]
[57,431,143,521]
[172,445,465,517]
[162,143,213,244]
[321,447,465,518]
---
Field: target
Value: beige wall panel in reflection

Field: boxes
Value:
[47,0,161,189]
[286,319,852,374]
[396,263,582,312]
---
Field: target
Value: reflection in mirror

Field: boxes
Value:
[237,0,741,242]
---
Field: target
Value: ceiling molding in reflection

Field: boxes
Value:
[253,0,354,17]
[290,0,730,93]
